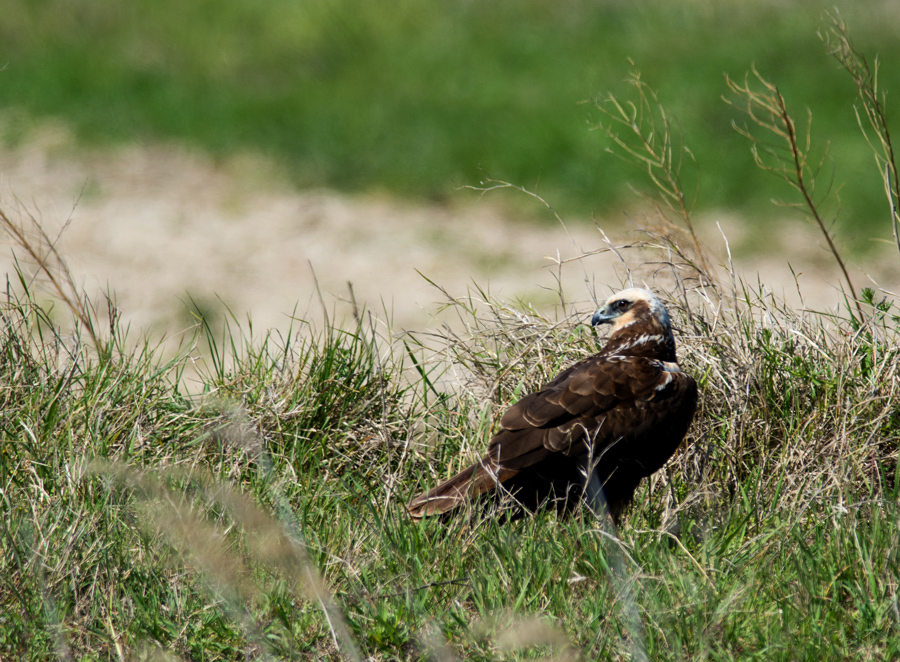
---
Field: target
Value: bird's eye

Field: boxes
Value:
[615,299,630,310]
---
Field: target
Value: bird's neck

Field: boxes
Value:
[604,325,677,362]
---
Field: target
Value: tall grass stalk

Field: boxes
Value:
[725,68,862,316]
[822,10,900,259]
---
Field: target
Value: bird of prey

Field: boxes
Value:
[407,288,698,525]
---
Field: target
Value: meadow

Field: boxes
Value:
[3,189,900,660]
[3,7,900,662]
[2,0,900,241]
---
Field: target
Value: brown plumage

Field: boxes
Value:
[407,288,698,524]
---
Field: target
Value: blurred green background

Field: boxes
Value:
[1,0,898,244]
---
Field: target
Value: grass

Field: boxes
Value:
[2,212,900,659]
[3,13,900,662]
[3,0,900,236]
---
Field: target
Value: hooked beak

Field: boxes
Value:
[591,305,616,327]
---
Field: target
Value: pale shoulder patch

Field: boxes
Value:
[655,371,675,390]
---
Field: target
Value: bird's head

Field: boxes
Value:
[591,287,672,350]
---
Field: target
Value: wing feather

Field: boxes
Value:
[493,355,684,457]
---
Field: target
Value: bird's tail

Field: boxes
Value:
[406,458,517,520]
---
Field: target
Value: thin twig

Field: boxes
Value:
[725,69,863,318]
[775,86,860,310]
[822,11,900,260]
[0,206,104,351]
[595,70,712,279]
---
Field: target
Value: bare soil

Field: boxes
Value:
[1,128,897,351]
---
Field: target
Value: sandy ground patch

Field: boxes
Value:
[1,133,897,353]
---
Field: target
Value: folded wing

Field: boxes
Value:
[407,354,697,520]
